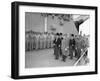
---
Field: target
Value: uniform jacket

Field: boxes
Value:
[53,38,61,47]
[69,38,75,49]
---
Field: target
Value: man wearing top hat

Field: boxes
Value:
[53,33,61,59]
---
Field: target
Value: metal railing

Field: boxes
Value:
[74,47,88,66]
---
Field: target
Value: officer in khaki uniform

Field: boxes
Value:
[42,33,44,49]
[31,33,35,50]
[43,33,47,49]
[25,32,29,51]
[48,33,51,48]
[51,34,54,48]
[33,33,36,50]
[42,33,45,49]
[28,31,33,51]
[46,34,49,48]
[49,34,52,48]
[39,33,43,49]
[35,33,40,50]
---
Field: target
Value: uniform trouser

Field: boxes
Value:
[42,41,44,49]
[28,42,32,51]
[69,48,75,59]
[76,48,81,59]
[75,49,77,57]
[59,47,62,57]
[49,41,51,48]
[40,41,42,49]
[46,40,48,48]
[54,46,60,59]
[25,41,27,51]
[34,41,36,49]
[25,41,28,51]
[46,41,49,48]
[47,41,49,48]
[54,45,56,55]
[27,42,29,51]
[35,41,39,50]
[43,41,46,49]
[32,40,36,49]
[31,41,34,50]
[51,41,53,48]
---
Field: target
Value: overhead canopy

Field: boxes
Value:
[73,15,90,32]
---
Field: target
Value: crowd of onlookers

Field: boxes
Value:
[25,30,89,64]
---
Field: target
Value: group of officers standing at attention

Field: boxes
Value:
[25,31,54,51]
[53,33,89,62]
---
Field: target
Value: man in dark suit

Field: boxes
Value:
[59,33,63,57]
[53,33,61,59]
[69,34,75,59]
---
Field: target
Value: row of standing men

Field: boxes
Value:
[25,32,54,51]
